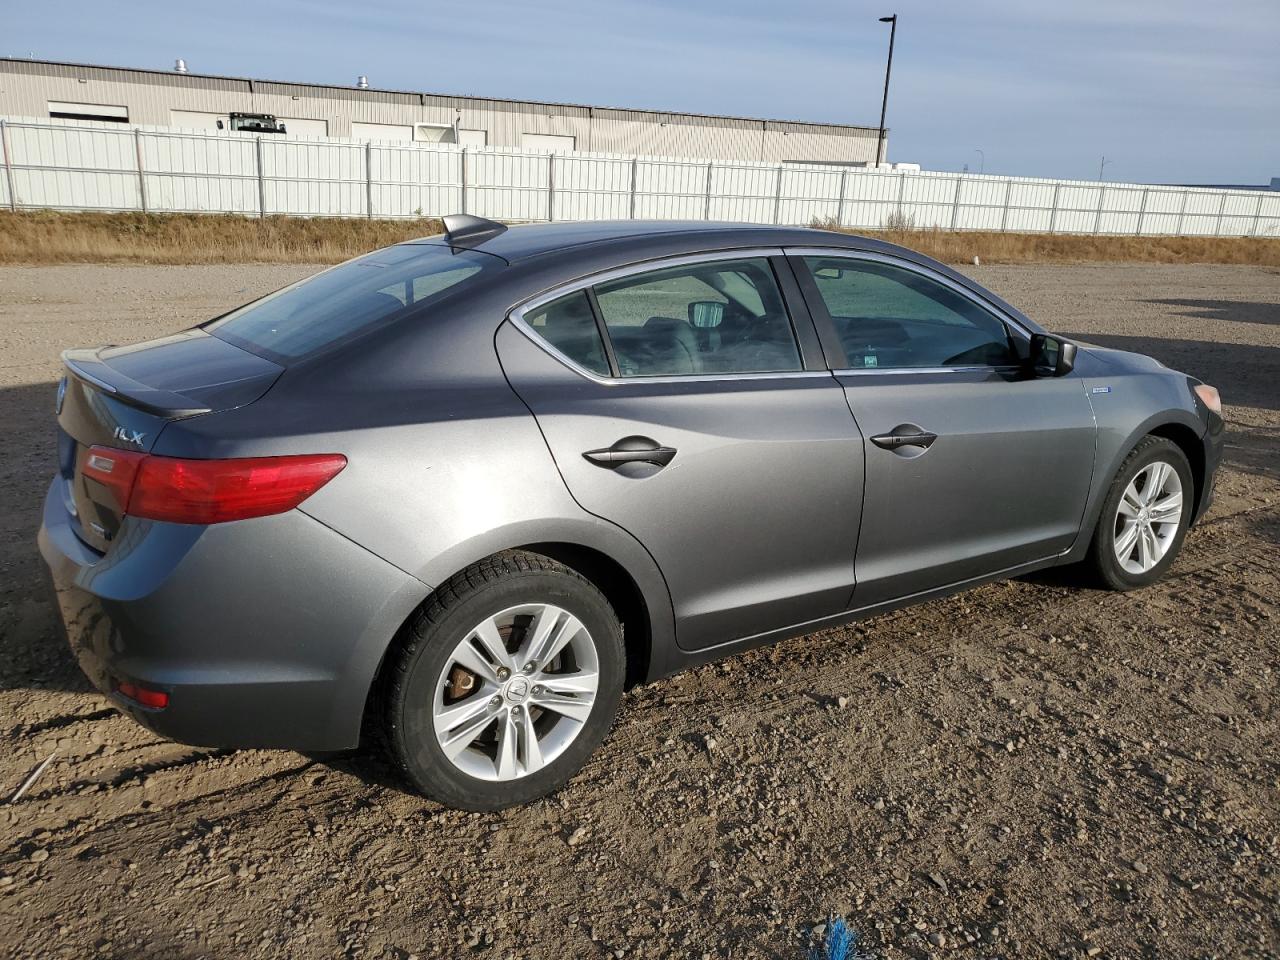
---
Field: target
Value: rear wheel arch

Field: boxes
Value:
[361,541,659,745]
[515,542,652,688]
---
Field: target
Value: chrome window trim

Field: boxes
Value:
[507,247,823,386]
[834,364,1024,377]
[783,245,1036,342]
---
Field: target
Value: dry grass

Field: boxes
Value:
[0,209,1276,267]
[812,216,1280,266]
[0,211,444,265]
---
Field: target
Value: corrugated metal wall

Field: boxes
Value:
[2,117,1278,238]
[0,59,879,163]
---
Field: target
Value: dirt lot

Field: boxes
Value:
[0,262,1277,960]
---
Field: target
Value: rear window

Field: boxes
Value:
[206,244,500,361]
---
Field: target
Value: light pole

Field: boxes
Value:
[1098,156,1112,181]
[974,148,985,174]
[875,14,897,168]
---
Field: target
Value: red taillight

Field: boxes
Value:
[115,680,170,710]
[84,447,346,525]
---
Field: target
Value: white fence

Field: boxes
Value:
[2,117,1277,238]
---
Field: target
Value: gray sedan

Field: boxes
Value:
[39,216,1224,810]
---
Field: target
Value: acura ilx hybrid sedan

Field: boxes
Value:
[39,215,1224,809]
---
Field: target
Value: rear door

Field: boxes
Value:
[789,249,1096,607]
[496,251,865,651]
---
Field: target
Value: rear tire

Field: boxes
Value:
[376,551,624,811]
[1085,436,1194,591]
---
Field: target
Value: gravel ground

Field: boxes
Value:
[0,262,1277,960]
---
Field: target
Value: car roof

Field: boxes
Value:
[398,219,1042,335]
[406,219,871,263]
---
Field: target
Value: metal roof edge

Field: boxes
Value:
[0,57,883,135]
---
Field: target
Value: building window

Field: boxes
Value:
[521,133,575,153]
[413,123,456,143]
[48,101,128,123]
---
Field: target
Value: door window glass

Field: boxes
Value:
[593,258,802,377]
[522,291,610,376]
[803,257,1016,369]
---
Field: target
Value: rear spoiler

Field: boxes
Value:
[63,349,212,419]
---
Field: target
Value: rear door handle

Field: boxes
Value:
[583,439,677,468]
[870,429,938,450]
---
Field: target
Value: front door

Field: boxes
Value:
[790,250,1097,607]
[496,252,865,651]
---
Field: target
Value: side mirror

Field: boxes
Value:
[1029,334,1077,377]
[688,300,725,328]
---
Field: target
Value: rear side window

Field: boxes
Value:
[206,244,500,361]
[802,257,1015,369]
[522,291,610,376]
[592,258,802,377]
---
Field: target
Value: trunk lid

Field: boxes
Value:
[56,330,284,551]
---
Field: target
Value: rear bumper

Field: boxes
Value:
[37,480,425,751]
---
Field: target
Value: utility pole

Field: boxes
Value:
[1098,156,1112,181]
[875,14,897,168]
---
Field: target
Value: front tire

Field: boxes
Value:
[377,551,624,810]
[1085,436,1194,591]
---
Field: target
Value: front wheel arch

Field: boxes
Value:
[1147,421,1206,521]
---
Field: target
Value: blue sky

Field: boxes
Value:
[5,0,1277,183]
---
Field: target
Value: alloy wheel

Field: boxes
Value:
[1113,460,1183,575]
[431,603,599,781]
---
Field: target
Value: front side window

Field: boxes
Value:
[593,258,802,377]
[802,257,1016,370]
[207,244,498,361]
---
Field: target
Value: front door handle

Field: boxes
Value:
[583,438,677,468]
[870,428,938,450]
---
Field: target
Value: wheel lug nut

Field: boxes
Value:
[533,685,544,695]
[490,696,502,706]
[524,663,536,674]
[497,668,510,680]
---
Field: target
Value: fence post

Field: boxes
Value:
[1175,190,1189,235]
[628,157,638,219]
[949,175,963,230]
[836,168,848,227]
[896,171,906,218]
[1047,182,1061,233]
[703,162,714,220]
[255,136,266,218]
[1092,185,1106,234]
[547,154,555,222]
[460,147,468,215]
[773,165,785,224]
[1000,179,1012,232]
[0,119,16,212]
[1213,192,1228,236]
[365,141,373,219]
[1250,193,1264,237]
[133,128,148,214]
[1135,188,1149,236]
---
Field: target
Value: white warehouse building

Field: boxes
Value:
[0,58,885,165]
